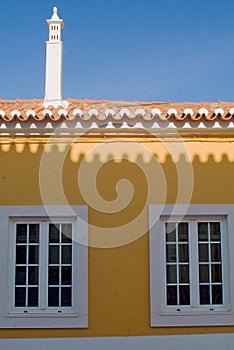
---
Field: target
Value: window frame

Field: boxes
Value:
[0,205,88,328]
[149,204,234,327]
[9,218,77,315]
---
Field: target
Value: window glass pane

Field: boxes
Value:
[167,265,177,283]
[212,264,222,283]
[15,266,26,285]
[15,287,26,307]
[16,224,27,243]
[62,224,72,243]
[62,246,72,264]
[49,245,60,264]
[178,223,188,242]
[49,224,60,243]
[179,265,189,283]
[49,266,59,285]
[48,287,59,306]
[166,223,176,242]
[179,285,190,305]
[29,224,39,243]
[212,285,223,305]
[61,287,72,306]
[167,286,177,305]
[200,285,210,304]
[166,244,176,262]
[28,266,38,285]
[199,264,209,283]
[16,245,27,264]
[28,287,38,307]
[210,223,221,241]
[198,244,209,262]
[211,244,221,262]
[62,267,72,285]
[198,223,208,241]
[179,244,188,262]
[29,245,39,264]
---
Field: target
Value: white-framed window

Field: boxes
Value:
[149,204,234,327]
[0,206,88,328]
[164,219,227,309]
[10,219,75,312]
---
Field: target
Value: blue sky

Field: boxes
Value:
[0,0,234,102]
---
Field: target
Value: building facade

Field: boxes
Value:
[0,7,234,349]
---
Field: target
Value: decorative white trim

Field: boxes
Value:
[11,110,21,118]
[183,108,194,116]
[167,108,178,116]
[88,109,98,118]
[58,109,68,117]
[105,109,115,118]
[151,108,162,117]
[26,109,36,118]
[214,108,224,116]
[119,108,131,118]
[42,109,53,117]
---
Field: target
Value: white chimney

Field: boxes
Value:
[43,7,68,107]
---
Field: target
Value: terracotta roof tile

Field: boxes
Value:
[0,99,234,124]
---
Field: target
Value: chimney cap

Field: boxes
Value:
[47,6,64,27]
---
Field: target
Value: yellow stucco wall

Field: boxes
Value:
[1,134,234,337]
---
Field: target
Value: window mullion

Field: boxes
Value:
[221,220,229,309]
[176,227,179,305]
[59,223,62,308]
[39,222,48,310]
[25,225,29,308]
[190,221,199,308]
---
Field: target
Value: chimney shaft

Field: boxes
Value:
[44,7,67,107]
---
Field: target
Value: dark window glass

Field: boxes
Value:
[211,244,221,262]
[198,223,208,241]
[210,223,221,241]
[166,245,176,262]
[16,224,27,243]
[49,246,60,264]
[211,264,222,283]
[167,265,177,283]
[15,266,26,285]
[16,245,27,264]
[167,286,177,305]
[212,285,223,305]
[199,264,209,283]
[62,267,72,285]
[61,287,72,306]
[179,244,189,262]
[28,266,38,285]
[15,287,26,307]
[198,244,209,262]
[166,223,176,242]
[178,223,188,242]
[179,285,190,305]
[179,265,189,283]
[200,285,210,304]
[29,224,39,243]
[62,246,72,264]
[28,287,38,307]
[49,266,59,285]
[49,224,60,243]
[29,245,39,264]
[48,287,59,306]
[62,224,72,243]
